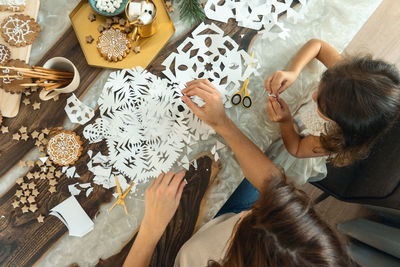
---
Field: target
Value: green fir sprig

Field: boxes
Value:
[173,0,205,24]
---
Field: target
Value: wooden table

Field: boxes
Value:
[0,17,259,267]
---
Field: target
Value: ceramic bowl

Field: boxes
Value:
[89,0,129,17]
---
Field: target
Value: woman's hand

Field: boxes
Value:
[181,79,229,130]
[266,96,292,123]
[264,70,298,95]
[141,171,187,238]
[123,171,187,267]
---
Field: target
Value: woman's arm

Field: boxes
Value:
[182,80,282,191]
[123,171,186,267]
[266,96,328,158]
[265,39,342,94]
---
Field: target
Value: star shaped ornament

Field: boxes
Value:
[12,200,19,209]
[22,98,30,105]
[1,126,9,134]
[32,102,41,110]
[37,214,44,223]
[21,205,29,213]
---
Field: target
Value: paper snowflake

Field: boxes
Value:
[162,22,258,108]
[84,68,215,182]
[204,0,308,40]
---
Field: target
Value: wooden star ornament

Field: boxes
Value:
[21,205,29,213]
[22,98,31,105]
[32,102,41,110]
[1,126,9,134]
[12,133,21,140]
[37,214,44,223]
[12,200,19,209]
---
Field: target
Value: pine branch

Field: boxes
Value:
[173,0,205,24]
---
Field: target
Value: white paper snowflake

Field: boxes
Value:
[161,22,258,108]
[84,68,214,182]
[65,94,95,125]
[204,0,308,40]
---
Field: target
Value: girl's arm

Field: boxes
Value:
[287,38,342,72]
[265,39,342,94]
[182,80,283,191]
[267,96,328,158]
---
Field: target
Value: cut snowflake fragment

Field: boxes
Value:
[65,94,95,125]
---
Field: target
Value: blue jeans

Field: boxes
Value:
[215,178,259,218]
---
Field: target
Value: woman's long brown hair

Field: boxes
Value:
[208,176,349,267]
[317,56,400,166]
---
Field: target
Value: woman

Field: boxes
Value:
[123,80,349,267]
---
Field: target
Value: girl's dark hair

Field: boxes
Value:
[208,175,349,267]
[317,55,400,166]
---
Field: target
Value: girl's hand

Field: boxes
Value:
[141,171,187,238]
[264,70,299,95]
[181,79,230,130]
[266,96,292,123]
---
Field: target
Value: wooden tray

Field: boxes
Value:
[69,0,176,69]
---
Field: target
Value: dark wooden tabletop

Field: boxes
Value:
[0,1,299,265]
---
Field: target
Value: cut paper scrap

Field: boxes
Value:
[204,0,308,40]
[65,94,95,125]
[68,183,81,196]
[161,22,259,108]
[50,196,94,237]
[86,187,93,197]
[84,67,216,183]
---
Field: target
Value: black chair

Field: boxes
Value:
[310,117,400,210]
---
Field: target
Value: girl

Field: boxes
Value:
[265,39,400,184]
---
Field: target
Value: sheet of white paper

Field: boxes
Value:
[50,196,94,237]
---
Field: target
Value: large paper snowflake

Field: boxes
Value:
[83,68,216,182]
[204,0,308,40]
[161,22,258,108]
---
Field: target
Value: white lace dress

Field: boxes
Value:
[266,98,330,186]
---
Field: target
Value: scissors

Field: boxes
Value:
[109,175,135,215]
[231,52,254,109]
